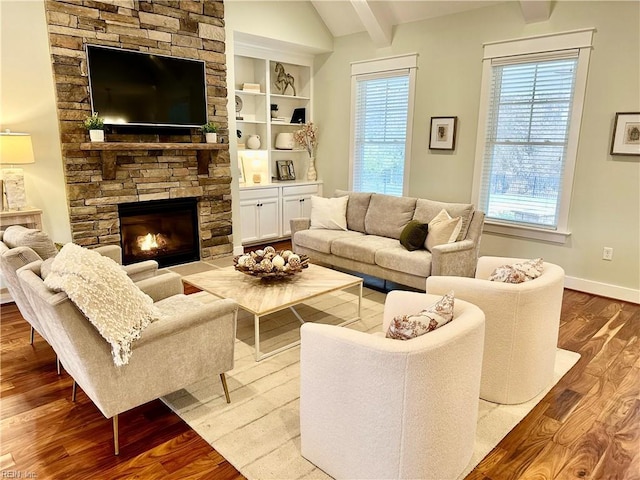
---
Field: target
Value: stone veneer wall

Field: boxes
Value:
[44,0,232,260]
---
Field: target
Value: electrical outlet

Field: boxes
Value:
[603,247,614,261]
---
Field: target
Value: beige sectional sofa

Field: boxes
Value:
[291,191,485,290]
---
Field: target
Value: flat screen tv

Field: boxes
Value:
[86,45,207,128]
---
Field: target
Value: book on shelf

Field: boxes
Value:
[272,117,288,123]
[242,83,261,93]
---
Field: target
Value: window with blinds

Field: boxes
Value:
[478,54,579,229]
[351,71,411,196]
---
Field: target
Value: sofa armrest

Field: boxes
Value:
[290,217,311,251]
[122,260,159,282]
[136,272,183,301]
[430,239,477,277]
[137,298,238,347]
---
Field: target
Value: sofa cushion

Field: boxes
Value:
[294,229,364,255]
[375,244,432,277]
[425,209,462,252]
[335,190,372,233]
[310,195,348,230]
[386,291,455,340]
[2,225,58,260]
[399,220,429,251]
[364,194,416,239]
[331,235,398,265]
[413,199,474,241]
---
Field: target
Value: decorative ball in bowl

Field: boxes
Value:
[234,246,309,279]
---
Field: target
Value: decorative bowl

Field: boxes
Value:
[233,246,309,279]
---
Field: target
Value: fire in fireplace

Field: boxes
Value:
[118,198,199,267]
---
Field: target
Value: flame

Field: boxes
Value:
[139,233,159,251]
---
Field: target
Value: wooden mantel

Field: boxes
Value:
[79,142,230,179]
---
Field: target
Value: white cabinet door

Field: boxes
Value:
[257,197,280,240]
[281,183,320,236]
[239,200,260,244]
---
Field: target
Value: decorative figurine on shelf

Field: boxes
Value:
[201,122,218,143]
[273,63,296,96]
[83,112,105,142]
[294,122,318,181]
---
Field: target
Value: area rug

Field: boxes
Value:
[163,286,580,480]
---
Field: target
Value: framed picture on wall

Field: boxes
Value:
[276,160,296,180]
[610,112,640,156]
[429,116,458,150]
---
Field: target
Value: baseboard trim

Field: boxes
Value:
[564,276,640,304]
[233,245,245,256]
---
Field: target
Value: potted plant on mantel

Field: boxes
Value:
[84,112,105,142]
[201,122,218,144]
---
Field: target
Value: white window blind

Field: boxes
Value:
[352,71,410,196]
[478,54,579,229]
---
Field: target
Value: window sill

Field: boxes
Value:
[483,221,571,244]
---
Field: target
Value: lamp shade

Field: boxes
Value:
[0,133,35,165]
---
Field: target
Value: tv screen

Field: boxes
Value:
[86,45,207,127]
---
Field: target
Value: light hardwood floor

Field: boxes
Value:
[1,266,638,479]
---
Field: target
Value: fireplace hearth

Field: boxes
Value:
[118,198,199,268]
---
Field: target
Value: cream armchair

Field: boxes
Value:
[300,291,485,480]
[18,261,238,455]
[426,256,565,404]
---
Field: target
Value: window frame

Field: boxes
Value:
[472,29,594,243]
[349,54,417,196]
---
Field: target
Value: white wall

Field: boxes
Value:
[225,1,333,253]
[313,1,640,301]
[0,0,72,243]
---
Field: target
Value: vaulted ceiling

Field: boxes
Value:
[309,0,552,47]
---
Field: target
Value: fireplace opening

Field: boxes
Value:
[118,198,199,268]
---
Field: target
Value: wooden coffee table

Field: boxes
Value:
[182,264,363,361]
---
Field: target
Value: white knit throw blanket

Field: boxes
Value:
[45,243,160,366]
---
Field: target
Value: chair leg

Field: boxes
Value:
[71,381,77,402]
[220,373,230,404]
[29,326,34,345]
[56,356,61,375]
[113,415,119,456]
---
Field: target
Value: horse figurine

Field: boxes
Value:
[273,63,296,96]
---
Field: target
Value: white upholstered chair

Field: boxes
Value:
[300,291,485,480]
[18,260,238,455]
[426,256,565,404]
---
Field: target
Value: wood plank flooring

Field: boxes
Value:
[1,272,638,478]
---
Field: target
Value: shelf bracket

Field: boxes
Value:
[102,151,117,180]
[196,150,210,175]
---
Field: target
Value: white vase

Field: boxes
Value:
[89,129,104,142]
[205,132,217,143]
[307,156,317,181]
[247,135,261,150]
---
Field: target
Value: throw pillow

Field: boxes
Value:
[386,291,455,340]
[425,209,462,251]
[399,220,428,251]
[310,195,348,230]
[488,258,544,284]
[45,243,160,366]
[2,225,58,260]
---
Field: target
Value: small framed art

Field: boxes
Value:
[429,116,457,151]
[276,160,296,180]
[610,112,640,156]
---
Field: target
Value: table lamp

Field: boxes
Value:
[0,131,35,211]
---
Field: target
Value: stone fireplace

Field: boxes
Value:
[44,0,232,261]
[118,198,199,267]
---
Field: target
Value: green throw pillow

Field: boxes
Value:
[399,220,428,251]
